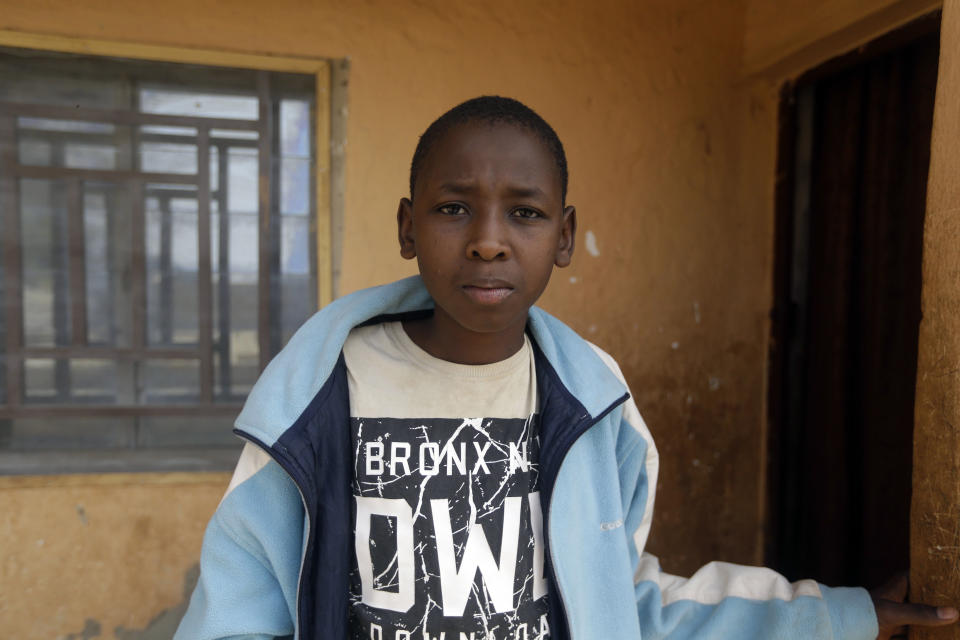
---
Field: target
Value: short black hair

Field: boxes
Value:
[409,95,569,203]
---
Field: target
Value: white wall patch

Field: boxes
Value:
[585,230,600,257]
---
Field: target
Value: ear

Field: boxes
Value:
[397,197,417,260]
[554,205,576,267]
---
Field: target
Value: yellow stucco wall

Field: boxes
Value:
[0,0,944,637]
[0,473,229,638]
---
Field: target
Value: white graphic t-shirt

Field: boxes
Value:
[344,321,550,640]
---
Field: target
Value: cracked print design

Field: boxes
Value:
[349,416,550,640]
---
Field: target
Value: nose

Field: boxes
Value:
[465,211,510,261]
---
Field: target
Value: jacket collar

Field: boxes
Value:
[235,276,626,447]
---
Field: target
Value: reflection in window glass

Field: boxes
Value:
[0,50,321,467]
[84,182,133,347]
[139,88,259,120]
[210,129,258,140]
[140,125,197,137]
[70,359,118,403]
[141,359,200,404]
[280,100,310,156]
[281,157,310,215]
[24,358,120,404]
[17,120,131,171]
[140,141,197,174]
[20,179,71,348]
[227,148,258,213]
[24,359,59,403]
[145,187,199,346]
[281,215,313,345]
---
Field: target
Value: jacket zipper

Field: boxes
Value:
[236,431,311,640]
[544,392,630,640]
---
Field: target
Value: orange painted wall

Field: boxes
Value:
[0,0,941,636]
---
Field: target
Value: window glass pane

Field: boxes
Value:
[228,212,260,279]
[18,138,51,165]
[0,58,132,109]
[280,100,310,157]
[280,157,310,215]
[140,125,197,137]
[84,182,133,347]
[210,146,219,192]
[139,141,197,175]
[24,358,65,403]
[145,186,198,346]
[210,129,258,141]
[20,178,71,347]
[70,358,118,403]
[225,207,258,398]
[280,215,314,346]
[17,119,131,171]
[19,118,114,134]
[227,148,258,213]
[0,50,319,467]
[139,88,258,120]
[140,359,200,404]
[228,338,258,398]
[22,358,118,404]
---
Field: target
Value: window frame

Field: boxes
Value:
[0,30,333,472]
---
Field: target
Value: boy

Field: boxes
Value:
[176,96,955,639]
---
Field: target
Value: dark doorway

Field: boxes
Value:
[767,13,941,589]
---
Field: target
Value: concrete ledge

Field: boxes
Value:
[0,446,242,478]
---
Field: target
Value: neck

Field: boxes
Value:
[401,311,527,365]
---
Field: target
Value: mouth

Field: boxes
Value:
[462,282,514,305]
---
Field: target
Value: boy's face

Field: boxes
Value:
[398,121,575,346]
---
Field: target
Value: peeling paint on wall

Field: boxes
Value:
[62,618,101,640]
[584,230,600,257]
[114,564,199,639]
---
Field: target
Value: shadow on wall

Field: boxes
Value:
[62,565,199,640]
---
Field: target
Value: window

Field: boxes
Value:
[0,44,330,473]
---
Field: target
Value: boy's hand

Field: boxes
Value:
[871,573,958,639]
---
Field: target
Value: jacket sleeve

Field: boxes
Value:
[600,351,880,640]
[175,443,304,640]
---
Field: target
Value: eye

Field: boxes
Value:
[511,207,543,219]
[437,203,468,216]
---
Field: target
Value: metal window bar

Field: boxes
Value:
[215,141,232,399]
[67,178,87,347]
[257,72,273,373]
[197,127,213,403]
[0,96,274,417]
[158,193,174,345]
[1,115,20,408]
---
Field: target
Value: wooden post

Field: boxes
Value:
[911,2,960,638]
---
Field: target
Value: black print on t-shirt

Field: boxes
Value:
[348,416,550,640]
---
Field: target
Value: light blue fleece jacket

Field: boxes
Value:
[175,276,879,640]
